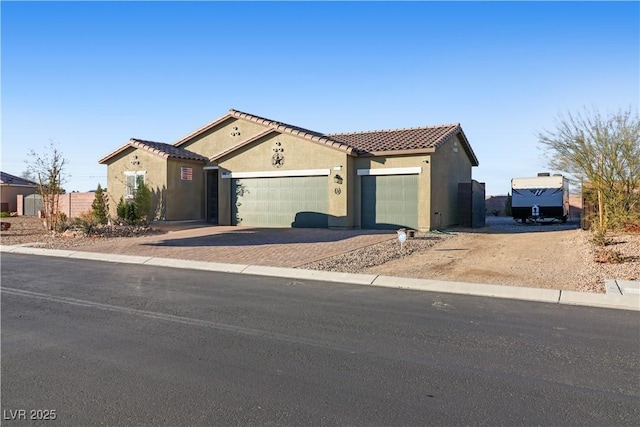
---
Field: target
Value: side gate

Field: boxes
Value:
[24,194,43,216]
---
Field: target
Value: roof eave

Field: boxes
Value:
[98,140,136,164]
[455,128,479,166]
[357,148,436,157]
[0,183,38,188]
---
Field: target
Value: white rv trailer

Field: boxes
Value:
[511,173,569,222]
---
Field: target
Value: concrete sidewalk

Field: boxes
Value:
[2,244,638,312]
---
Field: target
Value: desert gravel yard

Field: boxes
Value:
[1,216,638,293]
[301,217,639,293]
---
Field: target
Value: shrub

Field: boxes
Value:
[134,182,151,224]
[0,212,11,218]
[595,249,626,264]
[91,184,109,225]
[591,230,612,247]
[116,196,140,225]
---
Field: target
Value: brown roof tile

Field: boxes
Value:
[227,109,356,155]
[105,109,478,166]
[99,139,208,164]
[130,139,208,162]
[328,124,459,153]
[328,124,479,165]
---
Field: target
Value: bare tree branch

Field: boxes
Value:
[538,107,640,231]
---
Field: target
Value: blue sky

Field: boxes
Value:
[2,1,638,196]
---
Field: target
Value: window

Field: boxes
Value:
[124,171,145,199]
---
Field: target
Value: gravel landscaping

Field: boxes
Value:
[299,217,640,293]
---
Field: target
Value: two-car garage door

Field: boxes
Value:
[232,176,328,228]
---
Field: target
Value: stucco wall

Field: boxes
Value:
[165,160,204,220]
[216,132,350,227]
[178,118,269,159]
[354,154,432,230]
[105,146,168,220]
[430,135,473,228]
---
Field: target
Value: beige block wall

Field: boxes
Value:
[166,160,204,221]
[216,132,350,228]
[57,193,95,218]
[354,154,432,230]
[430,135,473,228]
[105,146,168,220]
[179,118,270,159]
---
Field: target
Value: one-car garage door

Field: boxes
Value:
[361,174,419,229]
[232,176,328,227]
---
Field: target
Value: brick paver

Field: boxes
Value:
[75,225,396,268]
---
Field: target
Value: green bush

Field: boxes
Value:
[134,182,151,223]
[591,229,612,247]
[0,212,11,218]
[116,196,140,225]
[91,184,109,225]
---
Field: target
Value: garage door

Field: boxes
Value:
[361,174,418,229]
[232,176,328,227]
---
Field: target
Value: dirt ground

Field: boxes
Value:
[363,218,639,293]
[1,216,638,293]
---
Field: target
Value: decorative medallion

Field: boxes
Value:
[271,141,284,168]
[334,187,342,195]
[271,152,284,168]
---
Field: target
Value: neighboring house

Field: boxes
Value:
[99,109,480,230]
[0,171,38,213]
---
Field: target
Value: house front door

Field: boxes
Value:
[206,170,218,224]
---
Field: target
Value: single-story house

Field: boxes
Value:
[99,109,481,230]
[0,171,38,213]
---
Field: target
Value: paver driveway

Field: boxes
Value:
[74,224,396,267]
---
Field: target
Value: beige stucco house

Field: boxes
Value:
[99,109,480,230]
[0,171,38,213]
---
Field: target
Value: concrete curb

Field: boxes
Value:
[241,265,378,285]
[559,290,640,311]
[143,257,248,274]
[372,275,561,303]
[2,245,638,311]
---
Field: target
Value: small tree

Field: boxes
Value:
[134,182,151,224]
[91,184,109,225]
[538,107,640,232]
[116,196,139,225]
[26,141,68,231]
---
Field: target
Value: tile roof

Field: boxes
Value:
[228,109,357,155]
[0,171,38,186]
[99,139,208,164]
[106,109,478,165]
[214,109,477,164]
[329,124,459,153]
[329,124,479,165]
[130,139,208,162]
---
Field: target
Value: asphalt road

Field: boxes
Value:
[2,253,639,426]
